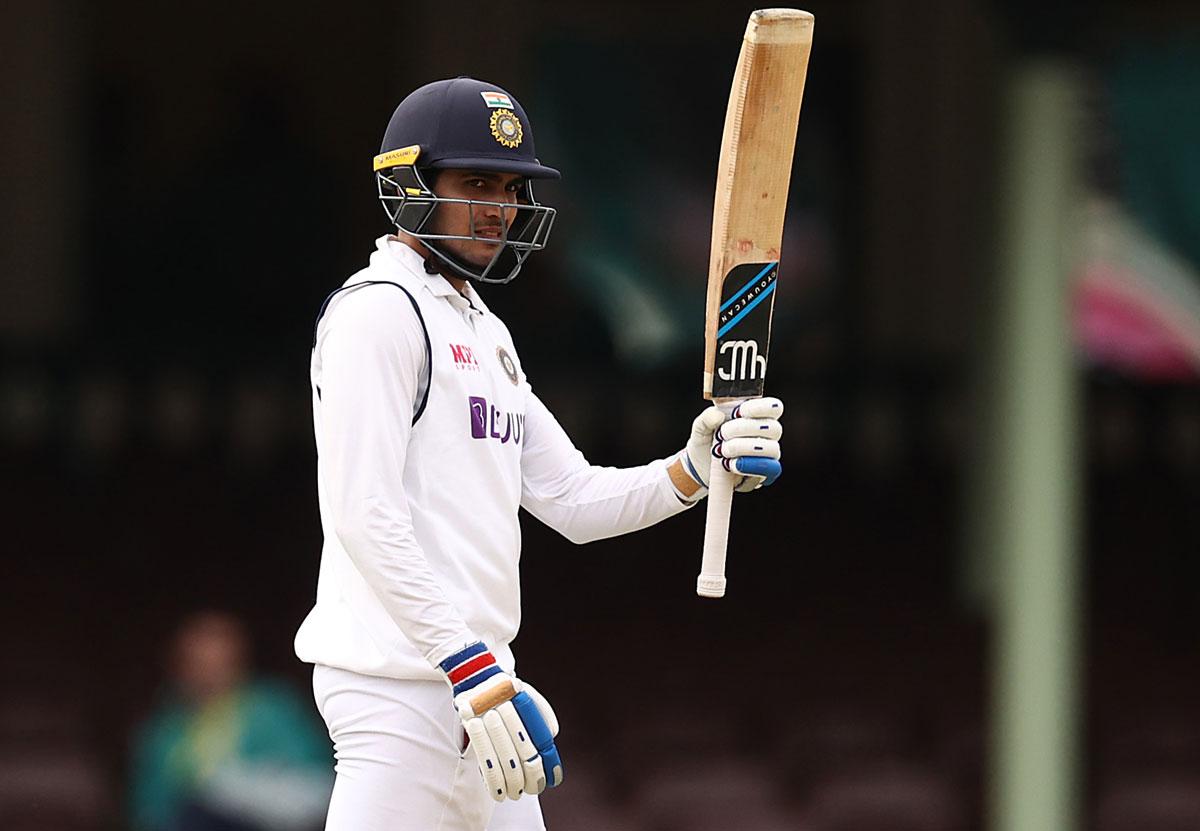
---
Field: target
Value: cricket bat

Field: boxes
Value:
[697,8,814,598]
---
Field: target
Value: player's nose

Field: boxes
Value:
[478,193,504,213]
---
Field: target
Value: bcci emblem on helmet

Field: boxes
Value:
[490,109,523,149]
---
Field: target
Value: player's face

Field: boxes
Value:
[429,169,525,268]
[172,613,247,702]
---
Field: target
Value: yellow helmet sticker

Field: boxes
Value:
[373,144,421,171]
[489,109,523,149]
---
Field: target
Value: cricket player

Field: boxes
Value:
[294,77,784,831]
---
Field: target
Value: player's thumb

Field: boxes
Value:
[692,406,727,441]
[520,682,559,738]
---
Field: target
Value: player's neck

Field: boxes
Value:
[394,234,470,296]
[442,274,469,295]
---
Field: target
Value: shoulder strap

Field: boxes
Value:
[312,281,432,424]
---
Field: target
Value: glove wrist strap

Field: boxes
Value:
[439,642,503,696]
[667,452,707,501]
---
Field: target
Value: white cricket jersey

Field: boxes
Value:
[294,236,692,681]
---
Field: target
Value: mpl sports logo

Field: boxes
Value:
[450,343,480,371]
[469,396,524,444]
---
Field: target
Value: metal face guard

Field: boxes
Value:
[377,168,556,284]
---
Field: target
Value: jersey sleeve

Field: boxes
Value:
[316,286,477,667]
[518,390,693,544]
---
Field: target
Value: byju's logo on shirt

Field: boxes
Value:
[450,343,480,371]
[469,396,524,444]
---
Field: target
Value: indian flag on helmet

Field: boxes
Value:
[480,91,513,108]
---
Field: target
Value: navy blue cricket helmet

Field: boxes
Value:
[374,77,559,284]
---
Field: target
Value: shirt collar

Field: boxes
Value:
[375,236,492,314]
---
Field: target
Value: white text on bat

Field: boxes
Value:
[718,340,767,381]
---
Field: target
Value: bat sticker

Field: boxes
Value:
[712,261,778,397]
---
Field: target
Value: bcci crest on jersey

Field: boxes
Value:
[469,396,524,444]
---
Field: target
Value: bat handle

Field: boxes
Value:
[697,400,741,598]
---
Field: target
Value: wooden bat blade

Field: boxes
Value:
[703,9,813,401]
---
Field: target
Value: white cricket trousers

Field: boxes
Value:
[313,664,546,831]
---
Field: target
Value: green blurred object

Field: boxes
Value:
[1109,37,1200,272]
[130,679,331,830]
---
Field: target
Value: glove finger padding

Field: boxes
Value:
[732,396,784,419]
[717,417,783,442]
[731,456,783,491]
[511,689,564,788]
[464,716,508,801]
[483,707,526,799]
[714,437,781,461]
[497,701,547,795]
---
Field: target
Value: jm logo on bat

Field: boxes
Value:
[717,339,766,381]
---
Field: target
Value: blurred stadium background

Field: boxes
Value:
[2,1,1199,829]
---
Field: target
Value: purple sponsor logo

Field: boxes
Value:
[469,395,524,444]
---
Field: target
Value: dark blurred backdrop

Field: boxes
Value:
[2,1,1199,830]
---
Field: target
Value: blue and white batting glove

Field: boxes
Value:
[439,642,563,801]
[669,397,784,500]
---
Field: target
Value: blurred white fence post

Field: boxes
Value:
[986,61,1084,831]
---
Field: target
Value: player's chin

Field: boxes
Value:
[457,239,505,268]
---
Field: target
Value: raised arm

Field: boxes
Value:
[518,392,694,544]
[519,391,785,545]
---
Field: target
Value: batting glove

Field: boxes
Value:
[668,397,784,500]
[439,643,563,802]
